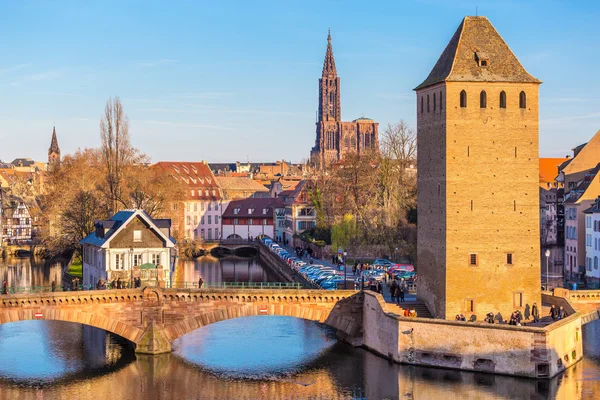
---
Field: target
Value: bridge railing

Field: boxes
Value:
[164,281,303,290]
[0,281,303,294]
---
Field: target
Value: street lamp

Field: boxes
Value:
[343,250,348,289]
[545,249,551,291]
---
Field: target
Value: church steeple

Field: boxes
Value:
[318,30,341,121]
[48,126,61,168]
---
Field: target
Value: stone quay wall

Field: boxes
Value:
[361,291,583,379]
[257,241,318,288]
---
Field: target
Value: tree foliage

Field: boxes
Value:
[310,120,417,260]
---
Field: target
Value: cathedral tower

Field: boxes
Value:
[318,30,341,122]
[48,126,61,168]
[415,16,542,320]
[310,31,379,167]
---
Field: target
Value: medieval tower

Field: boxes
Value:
[415,16,542,320]
[48,126,61,168]
[310,31,379,167]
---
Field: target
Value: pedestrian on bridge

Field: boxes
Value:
[51,280,56,292]
[532,303,540,323]
[198,277,204,289]
[2,280,6,295]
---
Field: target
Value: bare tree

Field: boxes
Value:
[100,97,134,214]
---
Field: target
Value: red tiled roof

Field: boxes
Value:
[539,158,568,184]
[222,197,279,218]
[154,161,222,200]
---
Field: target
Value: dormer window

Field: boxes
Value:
[233,208,240,215]
[475,51,489,67]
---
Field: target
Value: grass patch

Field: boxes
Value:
[67,261,83,278]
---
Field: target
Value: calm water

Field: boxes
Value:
[0,317,599,399]
[173,255,278,285]
[0,256,64,289]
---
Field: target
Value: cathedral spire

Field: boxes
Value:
[322,29,337,77]
[48,126,61,167]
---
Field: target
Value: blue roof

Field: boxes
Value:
[80,210,175,248]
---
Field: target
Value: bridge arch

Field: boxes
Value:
[0,309,143,345]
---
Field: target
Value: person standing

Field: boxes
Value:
[550,305,558,321]
[198,277,204,289]
[51,280,56,292]
[399,282,405,303]
[532,303,540,323]
[390,280,398,303]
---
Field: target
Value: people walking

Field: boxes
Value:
[399,283,405,303]
[198,277,204,289]
[558,306,567,320]
[532,302,540,323]
[550,305,558,321]
[390,280,398,303]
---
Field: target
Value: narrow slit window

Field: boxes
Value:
[433,93,437,112]
[460,90,467,108]
[515,147,518,157]
[500,91,507,108]
[507,253,513,265]
[480,90,487,108]
[440,91,443,110]
[469,253,478,266]
[421,97,424,114]
[519,91,526,109]
[427,95,430,112]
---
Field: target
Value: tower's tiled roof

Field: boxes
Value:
[48,126,60,154]
[415,16,541,90]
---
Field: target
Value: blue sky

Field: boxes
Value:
[1,0,599,163]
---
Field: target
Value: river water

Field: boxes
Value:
[1,256,600,399]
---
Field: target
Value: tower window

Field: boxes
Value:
[427,95,430,112]
[468,253,478,266]
[460,90,467,108]
[421,97,424,114]
[506,253,514,265]
[440,91,443,110]
[519,91,526,109]
[480,90,487,108]
[433,93,437,112]
[500,91,507,109]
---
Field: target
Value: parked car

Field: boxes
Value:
[373,259,393,267]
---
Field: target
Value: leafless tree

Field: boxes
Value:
[100,97,134,214]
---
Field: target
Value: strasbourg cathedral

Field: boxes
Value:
[310,31,379,167]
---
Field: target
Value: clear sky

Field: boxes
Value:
[1,0,599,163]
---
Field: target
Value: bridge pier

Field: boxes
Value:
[135,321,172,355]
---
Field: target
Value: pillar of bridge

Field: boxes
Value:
[135,321,172,355]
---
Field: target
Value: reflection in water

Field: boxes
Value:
[173,255,276,284]
[0,314,600,398]
[0,256,64,289]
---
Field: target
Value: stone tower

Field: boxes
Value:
[310,31,379,167]
[415,16,542,320]
[318,29,341,122]
[48,126,61,168]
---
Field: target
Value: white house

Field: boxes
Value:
[80,210,176,288]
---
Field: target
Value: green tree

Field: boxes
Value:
[331,214,355,255]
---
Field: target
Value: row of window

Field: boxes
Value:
[586,235,600,250]
[469,253,514,266]
[114,252,162,269]
[191,189,217,197]
[184,201,220,212]
[586,256,599,271]
[586,216,600,231]
[233,208,270,215]
[420,90,527,113]
[233,218,270,226]
[195,228,219,240]
[186,215,219,226]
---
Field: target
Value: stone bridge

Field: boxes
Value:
[184,240,259,257]
[0,287,362,354]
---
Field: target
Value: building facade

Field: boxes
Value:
[415,16,542,320]
[0,194,34,244]
[154,162,224,241]
[310,32,379,167]
[278,180,316,246]
[584,198,600,286]
[563,165,600,282]
[80,210,175,287]
[221,198,277,240]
